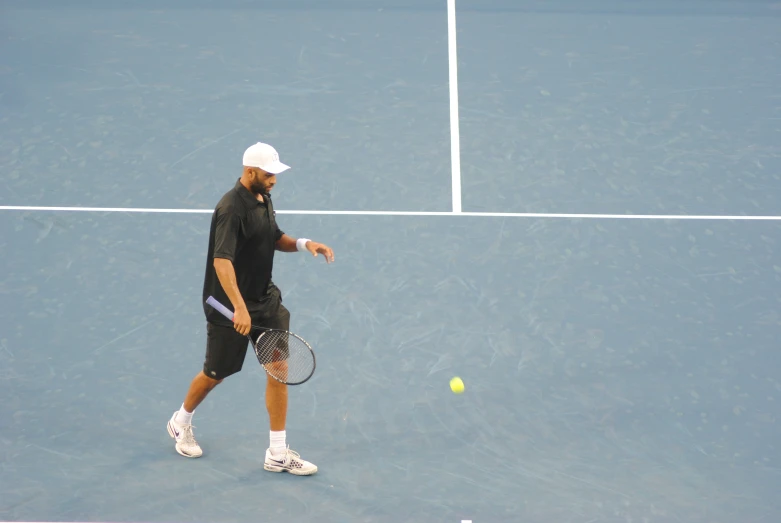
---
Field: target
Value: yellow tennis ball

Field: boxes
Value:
[450,376,464,394]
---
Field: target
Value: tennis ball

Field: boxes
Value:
[450,376,464,394]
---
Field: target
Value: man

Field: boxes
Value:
[167,142,334,476]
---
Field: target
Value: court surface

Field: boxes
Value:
[2,1,780,522]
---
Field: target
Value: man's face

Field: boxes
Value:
[249,168,277,195]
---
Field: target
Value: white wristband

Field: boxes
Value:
[296,238,311,252]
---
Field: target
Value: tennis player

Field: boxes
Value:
[166,142,334,476]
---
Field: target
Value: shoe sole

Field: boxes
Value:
[264,463,317,476]
[167,420,203,458]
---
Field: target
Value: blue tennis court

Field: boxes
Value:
[2,1,780,522]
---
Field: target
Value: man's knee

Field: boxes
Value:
[200,370,224,387]
[266,372,287,388]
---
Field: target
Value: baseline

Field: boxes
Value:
[2,205,781,221]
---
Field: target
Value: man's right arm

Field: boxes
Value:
[213,257,244,311]
[211,206,252,336]
[213,258,252,336]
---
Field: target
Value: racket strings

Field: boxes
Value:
[254,330,314,384]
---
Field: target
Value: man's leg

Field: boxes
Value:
[167,322,247,458]
[266,373,287,432]
[261,303,317,475]
[184,371,223,413]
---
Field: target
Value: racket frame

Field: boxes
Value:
[205,296,316,385]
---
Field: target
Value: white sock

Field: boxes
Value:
[270,430,286,456]
[175,404,193,425]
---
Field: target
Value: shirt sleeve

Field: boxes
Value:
[213,207,242,261]
[271,207,284,241]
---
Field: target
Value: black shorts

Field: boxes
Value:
[203,290,290,380]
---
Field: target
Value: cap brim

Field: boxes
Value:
[262,161,290,175]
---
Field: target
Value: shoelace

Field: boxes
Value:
[181,425,198,445]
[273,447,302,466]
[284,449,303,467]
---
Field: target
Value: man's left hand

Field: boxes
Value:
[305,241,335,264]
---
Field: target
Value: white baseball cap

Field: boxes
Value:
[242,142,290,174]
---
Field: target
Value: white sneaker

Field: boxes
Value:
[264,447,317,475]
[167,412,203,458]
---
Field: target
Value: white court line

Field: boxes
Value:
[1,205,781,221]
[0,205,214,214]
[447,0,462,213]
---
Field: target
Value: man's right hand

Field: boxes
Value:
[233,307,252,336]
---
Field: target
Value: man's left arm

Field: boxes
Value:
[274,233,299,253]
[275,233,335,263]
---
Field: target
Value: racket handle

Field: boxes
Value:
[206,296,234,321]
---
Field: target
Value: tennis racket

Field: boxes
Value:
[205,296,316,385]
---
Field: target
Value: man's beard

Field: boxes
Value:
[250,180,269,195]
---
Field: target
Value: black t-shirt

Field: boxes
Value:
[202,179,284,325]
